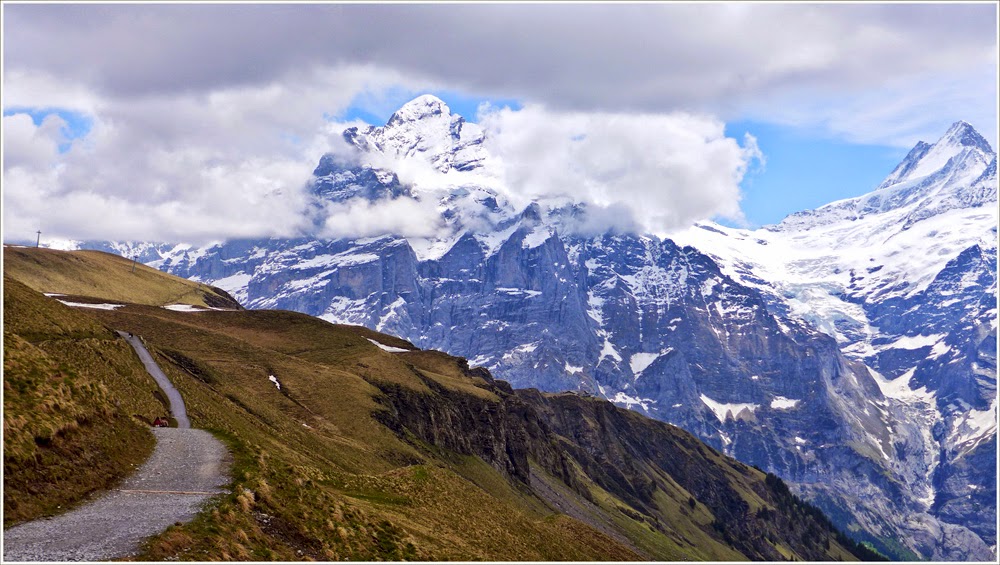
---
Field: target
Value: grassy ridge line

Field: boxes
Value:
[3,246,241,309]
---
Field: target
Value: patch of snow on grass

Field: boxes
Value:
[163,304,210,312]
[367,338,410,353]
[57,300,124,310]
[269,375,281,390]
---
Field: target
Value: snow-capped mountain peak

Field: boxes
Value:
[940,120,994,153]
[342,94,488,175]
[386,94,452,126]
[769,122,995,234]
[878,121,995,190]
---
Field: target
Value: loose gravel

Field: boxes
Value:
[117,330,190,428]
[2,332,230,562]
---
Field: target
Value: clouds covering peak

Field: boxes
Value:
[478,105,761,234]
[2,3,995,243]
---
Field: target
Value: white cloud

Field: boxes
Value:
[2,4,994,243]
[318,196,443,239]
[479,105,762,234]
[2,69,102,115]
[1,66,434,244]
[742,63,998,148]
[310,101,764,237]
[2,112,66,170]
[2,86,764,243]
[4,4,994,148]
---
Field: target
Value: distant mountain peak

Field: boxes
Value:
[387,94,453,126]
[939,120,994,153]
[519,201,543,224]
[877,121,994,190]
[771,121,996,232]
[336,94,487,176]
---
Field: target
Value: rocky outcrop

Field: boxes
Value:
[363,348,884,561]
[365,355,531,484]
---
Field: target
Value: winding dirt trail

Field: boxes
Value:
[2,332,229,562]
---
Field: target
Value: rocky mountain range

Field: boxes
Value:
[76,96,997,560]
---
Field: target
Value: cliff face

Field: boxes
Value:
[367,356,532,484]
[365,347,881,561]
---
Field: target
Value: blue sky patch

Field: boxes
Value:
[724,120,909,227]
[3,106,94,153]
[339,88,522,126]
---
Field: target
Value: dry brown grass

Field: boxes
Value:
[3,246,239,308]
[3,277,162,526]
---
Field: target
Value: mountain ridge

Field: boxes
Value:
[877,120,994,191]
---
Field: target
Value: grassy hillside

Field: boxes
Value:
[3,247,880,560]
[3,246,240,309]
[3,276,164,526]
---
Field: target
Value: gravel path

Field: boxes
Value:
[2,333,229,562]
[117,330,190,428]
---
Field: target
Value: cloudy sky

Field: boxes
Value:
[2,2,997,244]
